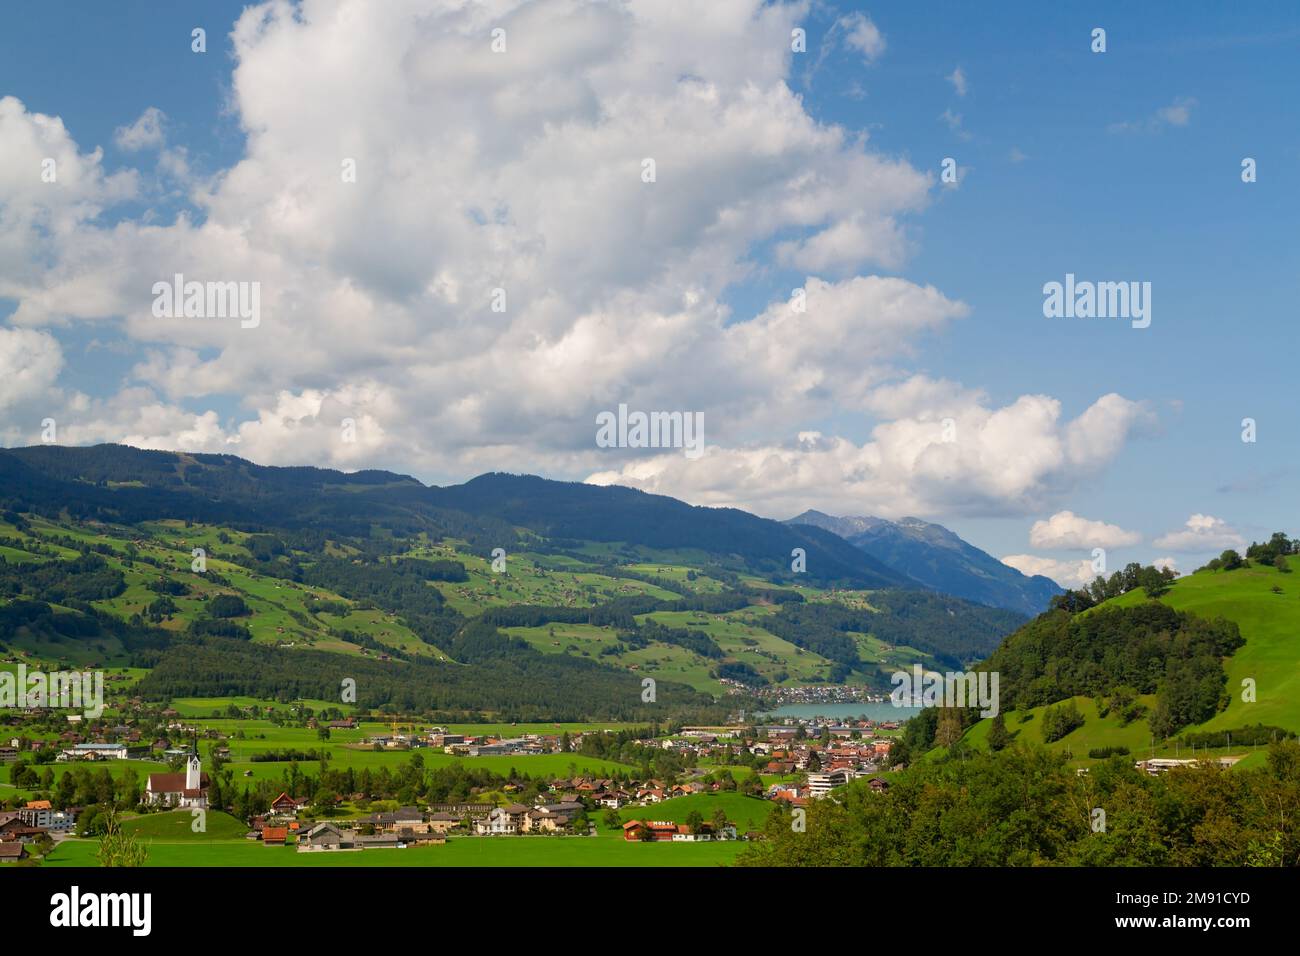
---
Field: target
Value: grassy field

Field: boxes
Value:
[122,809,250,840]
[615,792,776,833]
[43,833,742,867]
[1109,563,1300,732]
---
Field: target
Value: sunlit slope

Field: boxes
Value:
[1108,563,1300,732]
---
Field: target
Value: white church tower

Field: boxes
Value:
[185,754,201,791]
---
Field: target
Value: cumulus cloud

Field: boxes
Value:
[1000,554,1096,589]
[0,96,137,296]
[1029,510,1141,550]
[1153,514,1245,552]
[1152,556,1179,575]
[0,0,1156,519]
[586,391,1154,519]
[0,327,64,415]
[114,107,166,152]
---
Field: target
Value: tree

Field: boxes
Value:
[685,810,704,835]
[987,712,1012,752]
[935,710,964,749]
[711,807,728,833]
[601,807,621,830]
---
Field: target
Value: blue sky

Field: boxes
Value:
[0,1,1295,583]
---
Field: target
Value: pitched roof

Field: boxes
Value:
[146,772,209,793]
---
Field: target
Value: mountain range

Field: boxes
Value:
[0,444,1028,718]
[786,510,1061,617]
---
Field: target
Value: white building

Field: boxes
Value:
[807,768,853,799]
[145,755,210,808]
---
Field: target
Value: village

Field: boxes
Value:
[1,700,910,860]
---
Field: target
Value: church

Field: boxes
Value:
[145,755,210,809]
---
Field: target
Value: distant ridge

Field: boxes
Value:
[787,509,1061,616]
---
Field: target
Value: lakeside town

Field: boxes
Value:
[0,691,914,862]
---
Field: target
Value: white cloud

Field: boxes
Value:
[1153,556,1179,575]
[946,66,967,97]
[586,391,1155,520]
[1001,554,1096,589]
[114,107,166,152]
[0,1,1156,519]
[1029,510,1141,550]
[0,327,64,414]
[1153,514,1245,552]
[0,96,137,298]
[840,12,885,62]
[1156,97,1196,127]
[1109,97,1197,134]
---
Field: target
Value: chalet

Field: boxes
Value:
[868,777,890,793]
[622,820,678,842]
[269,792,306,816]
[0,814,45,843]
[0,842,26,862]
[0,747,18,763]
[145,756,209,809]
[522,802,582,833]
[262,826,289,845]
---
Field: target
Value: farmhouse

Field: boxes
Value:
[269,792,308,816]
[427,812,460,834]
[298,822,356,851]
[622,820,678,842]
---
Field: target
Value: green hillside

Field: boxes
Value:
[1108,562,1300,732]
[955,562,1299,767]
